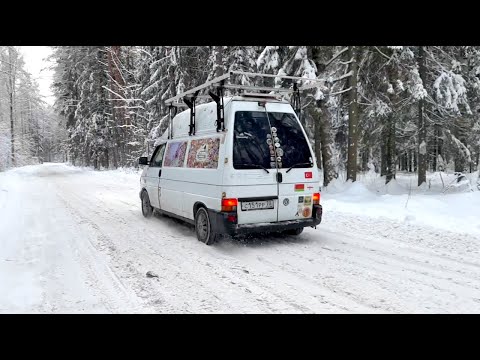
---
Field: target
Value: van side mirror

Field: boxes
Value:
[139,157,149,166]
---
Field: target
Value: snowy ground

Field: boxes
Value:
[1,163,480,313]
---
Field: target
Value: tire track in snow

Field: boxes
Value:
[55,179,278,312]
[54,183,154,313]
[55,174,353,313]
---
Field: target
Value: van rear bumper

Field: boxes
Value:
[209,205,322,236]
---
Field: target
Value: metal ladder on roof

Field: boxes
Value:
[164,70,324,139]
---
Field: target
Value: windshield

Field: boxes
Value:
[233,111,313,170]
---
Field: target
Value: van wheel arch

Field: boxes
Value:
[140,187,147,199]
[193,202,207,217]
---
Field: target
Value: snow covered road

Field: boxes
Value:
[1,163,480,313]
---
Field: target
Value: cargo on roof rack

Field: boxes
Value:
[164,71,323,139]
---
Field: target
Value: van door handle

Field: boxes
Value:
[158,169,162,177]
[276,172,283,183]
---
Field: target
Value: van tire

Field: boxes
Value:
[285,227,304,236]
[195,207,217,245]
[141,190,153,218]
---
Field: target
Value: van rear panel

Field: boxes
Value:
[222,183,278,225]
[222,99,319,227]
[277,169,319,222]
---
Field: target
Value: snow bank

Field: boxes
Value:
[8,162,83,177]
[323,181,480,235]
[319,169,480,235]
[384,179,408,195]
[324,179,378,201]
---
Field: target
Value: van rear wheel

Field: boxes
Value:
[195,207,217,245]
[141,190,153,218]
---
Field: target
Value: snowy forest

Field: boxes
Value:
[2,46,480,187]
[0,46,66,171]
[2,46,480,314]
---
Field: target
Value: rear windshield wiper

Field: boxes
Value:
[286,162,312,173]
[234,163,270,174]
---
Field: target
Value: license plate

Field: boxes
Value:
[241,200,274,211]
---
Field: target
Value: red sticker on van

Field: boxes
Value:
[305,172,312,178]
[294,184,304,192]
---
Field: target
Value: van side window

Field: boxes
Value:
[151,144,166,167]
[164,141,188,167]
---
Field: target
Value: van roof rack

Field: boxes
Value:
[240,92,283,99]
[164,70,323,139]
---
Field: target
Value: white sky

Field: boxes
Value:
[19,46,55,106]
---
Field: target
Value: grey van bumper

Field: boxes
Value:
[209,205,322,236]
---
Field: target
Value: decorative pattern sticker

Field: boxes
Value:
[163,141,187,167]
[296,195,312,219]
[187,137,220,169]
[304,196,312,206]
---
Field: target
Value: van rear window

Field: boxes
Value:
[233,111,313,170]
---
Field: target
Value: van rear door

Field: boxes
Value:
[232,106,278,225]
[263,107,317,222]
[231,104,317,225]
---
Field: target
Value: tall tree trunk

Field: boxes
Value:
[381,123,387,177]
[310,102,337,187]
[168,48,177,99]
[454,156,467,172]
[85,145,91,167]
[362,149,369,171]
[385,114,396,184]
[314,117,322,170]
[310,46,336,184]
[112,141,119,168]
[111,105,121,168]
[104,149,109,168]
[107,46,125,167]
[215,46,223,77]
[414,150,417,172]
[159,47,178,138]
[8,47,16,166]
[10,87,14,166]
[453,117,469,172]
[347,46,359,182]
[417,46,427,186]
[432,124,439,171]
[408,150,413,172]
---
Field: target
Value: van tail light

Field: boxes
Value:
[313,193,320,205]
[221,198,238,212]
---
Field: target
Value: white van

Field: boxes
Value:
[138,73,323,244]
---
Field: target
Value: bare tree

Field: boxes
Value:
[417,46,427,186]
[5,47,18,166]
[346,46,359,181]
